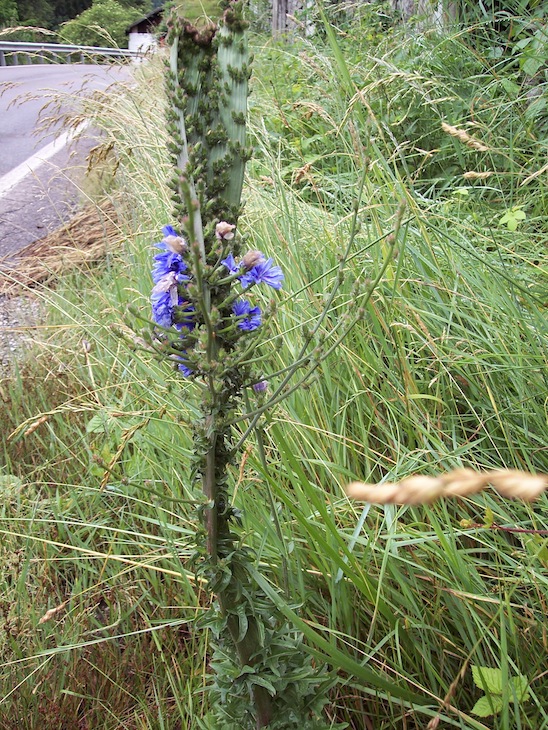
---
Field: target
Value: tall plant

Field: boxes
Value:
[146,2,401,726]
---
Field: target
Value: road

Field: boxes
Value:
[0,64,129,258]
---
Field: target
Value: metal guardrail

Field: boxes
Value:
[0,41,138,67]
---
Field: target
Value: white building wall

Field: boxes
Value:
[128,32,157,54]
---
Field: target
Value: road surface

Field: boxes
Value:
[0,64,129,258]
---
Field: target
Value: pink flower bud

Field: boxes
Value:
[242,250,265,270]
[163,235,187,254]
[215,221,236,240]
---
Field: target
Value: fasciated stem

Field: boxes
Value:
[203,433,219,559]
[218,593,273,728]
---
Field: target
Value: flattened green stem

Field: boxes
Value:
[218,595,273,728]
[216,20,249,210]
[203,433,218,559]
[170,37,206,263]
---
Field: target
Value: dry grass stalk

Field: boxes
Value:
[441,122,489,152]
[346,468,548,505]
[38,600,68,625]
[462,170,493,179]
[0,200,122,297]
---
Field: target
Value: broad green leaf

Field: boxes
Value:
[521,55,544,77]
[0,474,23,497]
[472,666,503,695]
[513,673,531,702]
[499,207,526,231]
[86,410,112,434]
[471,695,504,717]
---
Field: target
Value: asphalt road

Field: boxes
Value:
[0,63,129,258]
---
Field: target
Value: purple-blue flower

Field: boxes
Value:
[253,380,268,393]
[240,258,284,290]
[153,249,187,284]
[221,253,240,275]
[153,226,188,284]
[173,303,195,332]
[152,285,195,332]
[151,290,175,329]
[232,299,262,331]
[175,356,193,376]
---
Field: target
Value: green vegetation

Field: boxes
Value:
[1,0,150,43]
[0,4,546,728]
[59,0,143,47]
[0,0,18,25]
[172,0,224,24]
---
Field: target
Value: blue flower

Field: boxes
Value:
[221,253,240,275]
[232,299,262,331]
[175,356,193,376]
[173,303,195,332]
[240,258,284,290]
[153,247,187,284]
[151,290,175,329]
[152,227,188,284]
[152,278,195,332]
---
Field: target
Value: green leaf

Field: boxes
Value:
[526,95,546,121]
[521,56,544,77]
[472,666,503,695]
[483,506,494,528]
[250,675,277,695]
[251,568,425,705]
[86,410,113,434]
[514,37,532,50]
[500,77,521,99]
[0,474,23,496]
[513,673,531,702]
[499,206,526,231]
[526,535,548,566]
[471,695,504,717]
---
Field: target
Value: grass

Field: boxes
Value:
[0,12,547,730]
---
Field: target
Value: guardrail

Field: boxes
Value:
[0,41,139,67]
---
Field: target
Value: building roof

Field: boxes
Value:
[126,6,164,34]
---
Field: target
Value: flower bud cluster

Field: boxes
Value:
[151,222,283,376]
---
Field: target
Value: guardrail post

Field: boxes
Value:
[0,51,5,67]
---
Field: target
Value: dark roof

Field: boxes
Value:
[126,6,164,34]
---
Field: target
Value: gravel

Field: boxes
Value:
[0,294,43,373]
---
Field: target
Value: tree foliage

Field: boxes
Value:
[10,0,149,32]
[58,0,145,48]
[0,0,18,26]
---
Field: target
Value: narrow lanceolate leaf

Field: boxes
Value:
[251,568,425,705]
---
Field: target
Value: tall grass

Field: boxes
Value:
[0,16,547,730]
